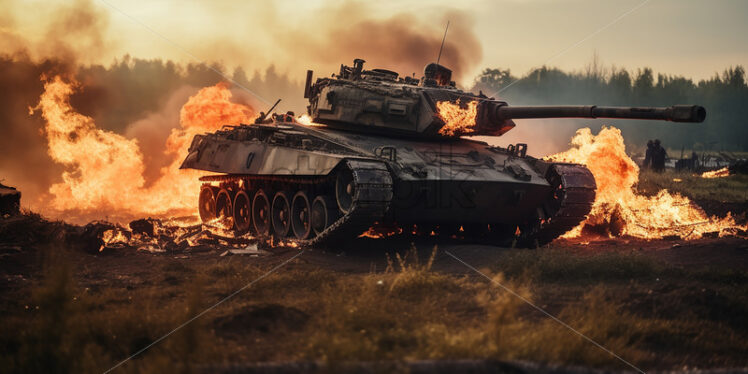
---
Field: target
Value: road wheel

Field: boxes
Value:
[252,190,270,236]
[233,191,251,234]
[291,191,312,239]
[198,185,216,222]
[335,167,355,213]
[215,188,234,229]
[311,195,339,236]
[271,191,291,238]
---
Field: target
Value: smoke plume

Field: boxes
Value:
[0,0,486,222]
[282,5,483,81]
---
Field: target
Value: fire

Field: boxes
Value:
[701,167,730,178]
[296,114,323,127]
[99,228,131,251]
[358,223,403,238]
[437,100,478,136]
[33,76,255,223]
[547,127,746,239]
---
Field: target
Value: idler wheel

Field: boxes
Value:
[233,191,251,234]
[311,195,339,236]
[290,191,312,239]
[335,167,355,213]
[215,188,234,229]
[198,185,217,222]
[271,191,291,238]
[252,190,271,236]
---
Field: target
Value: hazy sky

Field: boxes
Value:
[5,0,747,85]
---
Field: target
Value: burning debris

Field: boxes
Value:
[437,100,479,136]
[547,127,747,240]
[701,167,731,178]
[92,216,266,254]
[701,160,748,178]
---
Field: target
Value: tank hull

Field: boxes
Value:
[180,120,595,247]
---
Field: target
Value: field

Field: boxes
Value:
[1,172,747,373]
[638,169,748,204]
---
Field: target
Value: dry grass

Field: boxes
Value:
[1,244,747,373]
[637,169,748,203]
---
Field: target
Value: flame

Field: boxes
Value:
[701,167,730,178]
[94,217,261,253]
[99,228,131,251]
[547,127,746,239]
[296,114,324,127]
[358,223,403,238]
[33,76,255,222]
[437,100,478,136]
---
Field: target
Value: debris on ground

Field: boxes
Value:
[0,211,273,256]
[0,183,21,216]
[220,243,270,257]
[91,217,263,254]
[0,212,70,248]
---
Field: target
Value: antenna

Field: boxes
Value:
[436,20,450,65]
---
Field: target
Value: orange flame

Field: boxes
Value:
[296,114,324,127]
[437,100,478,136]
[547,127,746,239]
[700,167,730,178]
[99,228,131,251]
[33,76,255,223]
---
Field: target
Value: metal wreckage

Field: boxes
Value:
[180,58,705,247]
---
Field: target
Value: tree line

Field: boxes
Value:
[472,60,748,152]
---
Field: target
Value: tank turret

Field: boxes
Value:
[305,59,705,138]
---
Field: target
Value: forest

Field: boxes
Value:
[472,58,748,152]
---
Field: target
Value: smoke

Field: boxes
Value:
[0,0,486,221]
[123,85,200,186]
[0,0,114,209]
[0,0,113,65]
[0,55,68,207]
[282,5,483,82]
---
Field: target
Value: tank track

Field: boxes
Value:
[516,163,596,247]
[305,160,392,246]
[200,159,392,247]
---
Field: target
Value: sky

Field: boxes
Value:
[3,0,747,86]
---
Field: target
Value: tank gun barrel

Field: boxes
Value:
[494,104,706,123]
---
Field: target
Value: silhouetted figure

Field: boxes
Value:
[652,139,667,172]
[690,151,699,171]
[643,140,654,169]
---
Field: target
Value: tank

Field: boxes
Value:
[180,59,705,247]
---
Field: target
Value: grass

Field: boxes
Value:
[488,248,663,283]
[664,149,748,161]
[637,169,748,203]
[1,244,747,373]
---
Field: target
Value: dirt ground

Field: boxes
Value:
[2,168,748,374]
[1,212,747,374]
[3,225,747,287]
